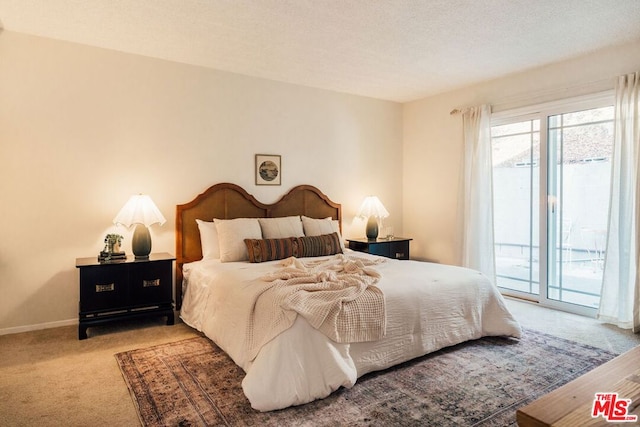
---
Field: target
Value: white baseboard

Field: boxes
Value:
[0,318,78,336]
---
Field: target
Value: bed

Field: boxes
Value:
[176,183,522,411]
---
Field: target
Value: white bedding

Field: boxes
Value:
[180,250,522,411]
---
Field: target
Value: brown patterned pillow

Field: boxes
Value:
[244,237,299,263]
[297,232,343,258]
[244,233,343,263]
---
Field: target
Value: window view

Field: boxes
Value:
[492,119,540,295]
[547,106,614,308]
[491,104,614,312]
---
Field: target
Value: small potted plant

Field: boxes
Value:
[104,234,124,253]
[99,234,126,262]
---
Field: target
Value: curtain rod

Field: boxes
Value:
[449,77,614,116]
[451,78,614,116]
[450,107,475,115]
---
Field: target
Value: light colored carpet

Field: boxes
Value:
[504,298,640,354]
[0,317,199,427]
[0,299,638,426]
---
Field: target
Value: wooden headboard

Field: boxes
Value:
[175,182,341,309]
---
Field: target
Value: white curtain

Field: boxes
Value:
[460,105,496,283]
[597,71,640,331]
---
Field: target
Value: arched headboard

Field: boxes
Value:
[175,183,341,308]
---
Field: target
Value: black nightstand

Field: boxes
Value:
[75,252,175,339]
[347,238,412,260]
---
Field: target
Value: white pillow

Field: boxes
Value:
[258,216,304,239]
[301,216,345,250]
[214,218,263,262]
[195,219,219,259]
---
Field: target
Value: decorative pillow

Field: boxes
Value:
[245,237,299,263]
[258,216,304,239]
[244,233,343,263]
[297,232,343,258]
[214,218,262,262]
[301,216,345,250]
[195,219,219,259]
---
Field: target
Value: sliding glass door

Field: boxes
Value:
[491,96,614,315]
[492,118,540,295]
[546,106,614,309]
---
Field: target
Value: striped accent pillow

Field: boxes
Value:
[245,233,343,263]
[245,237,299,263]
[297,232,343,258]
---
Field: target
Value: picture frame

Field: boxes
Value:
[255,154,281,186]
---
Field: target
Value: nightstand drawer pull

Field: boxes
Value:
[395,252,405,258]
[96,283,115,292]
[143,279,160,287]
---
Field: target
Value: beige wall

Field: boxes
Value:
[403,39,640,265]
[0,31,403,332]
[3,30,639,334]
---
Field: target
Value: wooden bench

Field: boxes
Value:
[517,346,640,426]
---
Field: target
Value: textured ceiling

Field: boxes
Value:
[1,0,640,102]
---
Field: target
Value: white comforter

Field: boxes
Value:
[180,251,521,411]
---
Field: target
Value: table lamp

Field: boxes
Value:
[113,194,166,259]
[357,196,389,240]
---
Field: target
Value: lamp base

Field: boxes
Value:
[365,216,379,240]
[132,224,152,259]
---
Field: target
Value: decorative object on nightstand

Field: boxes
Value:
[347,237,412,260]
[113,194,166,259]
[99,233,126,262]
[357,195,389,240]
[76,252,175,339]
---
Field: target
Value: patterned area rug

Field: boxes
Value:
[115,329,615,426]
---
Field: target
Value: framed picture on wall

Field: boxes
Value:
[255,154,281,186]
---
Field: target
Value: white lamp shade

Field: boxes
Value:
[113,194,166,228]
[357,196,389,219]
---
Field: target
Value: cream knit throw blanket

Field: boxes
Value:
[245,254,386,361]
